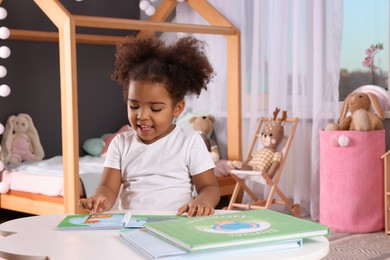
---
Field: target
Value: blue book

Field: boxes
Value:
[119,228,303,259]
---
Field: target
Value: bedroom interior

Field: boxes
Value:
[0,0,242,215]
[1,0,390,259]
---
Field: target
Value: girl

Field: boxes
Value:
[78,35,220,217]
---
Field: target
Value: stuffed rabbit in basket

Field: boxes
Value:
[325,91,384,131]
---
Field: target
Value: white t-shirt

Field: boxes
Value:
[104,126,215,211]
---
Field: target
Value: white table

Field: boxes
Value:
[0,211,329,260]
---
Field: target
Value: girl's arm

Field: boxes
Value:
[177,169,220,217]
[78,167,122,213]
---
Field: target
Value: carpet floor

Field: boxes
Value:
[324,231,390,260]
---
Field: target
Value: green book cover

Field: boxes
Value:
[56,212,180,230]
[144,209,329,252]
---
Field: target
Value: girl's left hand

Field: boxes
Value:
[176,200,215,217]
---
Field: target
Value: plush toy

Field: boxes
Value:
[0,113,44,164]
[83,125,132,157]
[325,91,384,131]
[227,108,287,179]
[189,115,220,163]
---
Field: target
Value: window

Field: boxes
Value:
[339,0,389,101]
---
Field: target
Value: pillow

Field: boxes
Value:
[83,138,105,156]
[100,124,132,157]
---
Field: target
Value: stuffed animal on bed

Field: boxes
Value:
[227,108,287,179]
[189,115,220,163]
[83,124,132,157]
[325,91,384,131]
[0,113,44,164]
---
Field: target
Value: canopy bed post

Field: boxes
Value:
[34,0,80,214]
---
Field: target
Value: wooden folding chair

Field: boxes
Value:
[227,116,301,217]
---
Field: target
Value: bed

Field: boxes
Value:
[0,0,242,215]
[1,156,103,198]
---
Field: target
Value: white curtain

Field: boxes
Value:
[177,0,343,220]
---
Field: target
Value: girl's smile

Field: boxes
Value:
[127,80,184,144]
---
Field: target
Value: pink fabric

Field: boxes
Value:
[320,130,385,233]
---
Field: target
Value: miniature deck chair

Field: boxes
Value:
[227,111,301,217]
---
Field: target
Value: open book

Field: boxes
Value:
[56,212,180,230]
[142,209,329,252]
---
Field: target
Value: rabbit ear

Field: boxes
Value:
[367,92,384,120]
[1,115,15,162]
[339,94,351,119]
[189,116,197,123]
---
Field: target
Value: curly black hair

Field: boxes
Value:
[112,34,215,103]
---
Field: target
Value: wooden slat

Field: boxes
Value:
[59,22,80,214]
[226,34,242,160]
[73,15,236,35]
[0,191,63,215]
[34,0,80,214]
[9,29,126,45]
[33,0,71,27]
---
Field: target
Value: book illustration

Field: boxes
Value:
[202,219,271,234]
[75,214,123,227]
[56,212,181,230]
[57,213,127,229]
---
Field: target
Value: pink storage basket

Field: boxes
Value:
[320,130,385,233]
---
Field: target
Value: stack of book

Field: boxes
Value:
[57,209,329,259]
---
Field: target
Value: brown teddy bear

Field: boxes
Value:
[325,91,384,131]
[227,108,287,179]
[189,115,220,163]
[1,113,45,164]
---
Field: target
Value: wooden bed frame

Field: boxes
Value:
[0,0,242,215]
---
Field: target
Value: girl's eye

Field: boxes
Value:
[129,105,139,110]
[151,108,162,112]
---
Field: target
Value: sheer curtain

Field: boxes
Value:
[177,0,343,219]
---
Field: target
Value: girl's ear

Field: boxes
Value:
[174,100,185,118]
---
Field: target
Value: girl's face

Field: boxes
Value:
[127,80,184,144]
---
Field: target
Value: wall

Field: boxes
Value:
[0,0,140,158]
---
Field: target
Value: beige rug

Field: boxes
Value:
[324,232,390,260]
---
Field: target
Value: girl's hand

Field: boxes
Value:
[177,200,215,217]
[78,195,110,213]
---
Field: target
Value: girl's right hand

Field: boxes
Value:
[78,195,110,213]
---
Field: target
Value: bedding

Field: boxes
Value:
[0,155,105,198]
